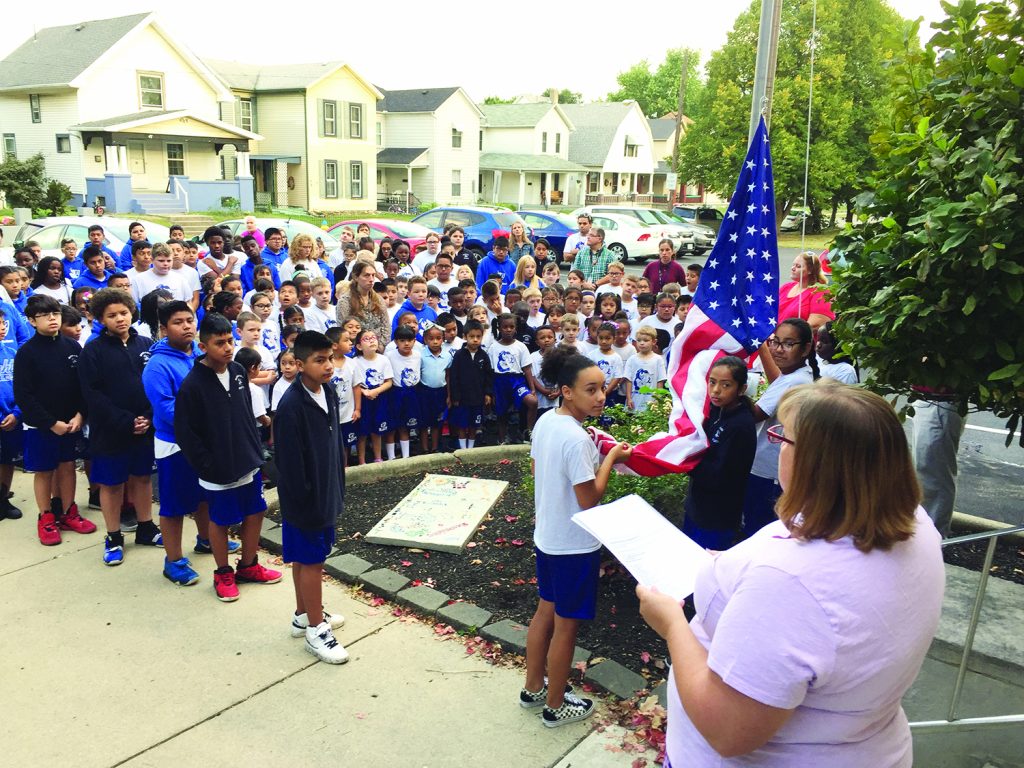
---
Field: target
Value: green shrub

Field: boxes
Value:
[220,196,240,209]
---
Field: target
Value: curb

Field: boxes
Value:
[951,511,1024,545]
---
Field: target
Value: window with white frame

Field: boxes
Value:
[3,134,17,160]
[350,161,363,198]
[555,133,561,153]
[624,139,638,157]
[588,173,599,193]
[324,160,339,198]
[375,121,382,147]
[451,169,462,197]
[139,72,164,108]
[29,94,41,123]
[542,131,548,153]
[451,128,462,149]
[323,101,337,136]
[239,98,253,132]
[349,104,363,138]
[55,135,71,154]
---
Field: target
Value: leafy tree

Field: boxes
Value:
[42,180,72,216]
[483,95,515,105]
[677,0,905,227]
[0,153,47,212]
[830,0,1024,443]
[558,88,582,104]
[608,48,705,122]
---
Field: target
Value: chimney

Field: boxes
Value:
[549,87,558,105]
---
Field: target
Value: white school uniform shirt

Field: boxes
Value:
[387,304,403,323]
[31,280,74,304]
[817,357,859,384]
[487,340,531,376]
[751,366,815,480]
[427,277,458,310]
[332,363,356,423]
[624,353,667,413]
[526,312,546,329]
[249,381,268,418]
[586,347,624,389]
[442,336,464,357]
[386,348,422,388]
[620,296,639,322]
[596,284,622,296]
[613,343,636,363]
[173,265,202,300]
[530,350,558,409]
[260,320,280,356]
[271,376,295,411]
[352,354,395,390]
[303,304,336,334]
[130,268,190,304]
[384,339,424,355]
[197,254,242,276]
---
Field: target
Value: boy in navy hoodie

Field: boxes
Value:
[78,288,160,566]
[0,312,23,520]
[142,301,240,587]
[175,312,282,602]
[390,275,437,341]
[14,295,96,545]
[274,331,348,664]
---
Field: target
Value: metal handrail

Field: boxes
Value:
[172,177,190,212]
[909,524,1024,734]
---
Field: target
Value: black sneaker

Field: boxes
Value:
[88,489,101,510]
[135,520,163,547]
[542,693,595,728]
[519,679,574,709]
[119,506,138,533]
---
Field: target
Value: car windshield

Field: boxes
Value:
[493,212,524,229]
[650,210,683,225]
[385,221,431,238]
[675,208,695,219]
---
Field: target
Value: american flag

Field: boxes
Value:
[592,116,779,476]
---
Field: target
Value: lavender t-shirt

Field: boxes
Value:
[666,508,944,767]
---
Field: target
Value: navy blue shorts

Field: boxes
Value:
[357,392,391,436]
[157,450,205,518]
[535,547,602,620]
[449,405,483,430]
[0,428,23,465]
[417,384,447,427]
[389,386,420,430]
[91,443,156,486]
[206,475,267,527]
[23,428,78,472]
[493,374,530,416]
[341,421,358,447]
[282,521,336,565]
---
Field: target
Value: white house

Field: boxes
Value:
[478,102,588,208]
[560,101,658,204]
[375,87,482,208]
[649,114,707,203]
[0,13,261,214]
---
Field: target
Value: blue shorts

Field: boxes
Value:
[282,521,336,565]
[493,374,530,416]
[535,547,602,620]
[0,428,23,465]
[449,405,483,430]
[341,421,358,448]
[157,450,205,518]
[91,443,156,486]
[206,475,267,527]
[23,428,78,472]
[389,386,420,430]
[357,391,391,436]
[417,384,447,427]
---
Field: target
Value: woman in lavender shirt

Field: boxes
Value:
[638,381,944,767]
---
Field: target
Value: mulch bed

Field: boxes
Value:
[267,458,671,681]
[942,534,1024,586]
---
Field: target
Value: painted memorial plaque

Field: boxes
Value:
[365,474,509,553]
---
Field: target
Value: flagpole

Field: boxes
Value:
[748,0,783,145]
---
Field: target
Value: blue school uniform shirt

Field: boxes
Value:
[63,258,86,282]
[260,246,287,268]
[420,348,451,389]
[0,338,19,420]
[77,244,119,264]
[73,272,111,291]
[240,259,282,293]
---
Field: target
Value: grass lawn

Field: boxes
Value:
[776,229,841,250]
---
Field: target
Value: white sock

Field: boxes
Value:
[458,439,468,449]
[399,439,410,458]
[385,442,396,460]
[467,438,476,448]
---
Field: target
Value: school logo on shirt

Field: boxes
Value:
[234,373,247,391]
[66,353,79,369]
[595,359,613,375]
[495,350,517,373]
[139,350,152,365]
[261,328,277,352]
[400,368,418,387]
[0,358,12,383]
[633,369,653,391]
[364,368,385,387]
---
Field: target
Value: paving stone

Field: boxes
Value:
[323,553,374,583]
[572,646,593,666]
[259,519,283,553]
[650,680,669,706]
[358,568,410,597]
[480,618,529,655]
[395,586,451,615]
[436,601,492,632]
[584,660,648,700]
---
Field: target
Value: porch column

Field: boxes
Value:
[275,160,289,206]
[544,171,552,207]
[632,173,638,194]
[116,145,129,174]
[236,151,252,177]
[518,171,526,209]
[492,170,503,204]
[104,144,119,172]
[598,172,605,201]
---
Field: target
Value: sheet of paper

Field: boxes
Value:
[572,494,713,601]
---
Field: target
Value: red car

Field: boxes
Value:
[327,218,435,254]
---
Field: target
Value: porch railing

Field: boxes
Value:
[909,524,1024,734]
[171,177,190,212]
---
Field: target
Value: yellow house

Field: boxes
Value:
[207,60,381,213]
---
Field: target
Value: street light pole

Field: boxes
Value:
[749,0,783,143]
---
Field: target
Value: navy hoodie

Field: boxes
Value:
[78,328,153,456]
[141,337,197,445]
[174,358,263,485]
[274,381,345,531]
[448,345,493,408]
[13,332,87,430]
[684,403,757,530]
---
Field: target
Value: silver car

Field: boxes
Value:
[3,216,170,264]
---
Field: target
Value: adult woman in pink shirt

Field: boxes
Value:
[638,382,944,767]
[777,251,833,330]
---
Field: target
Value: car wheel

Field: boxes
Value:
[469,246,487,261]
[609,243,628,262]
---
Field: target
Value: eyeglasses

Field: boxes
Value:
[766,337,803,351]
[766,424,794,445]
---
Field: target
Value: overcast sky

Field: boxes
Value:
[2,0,946,101]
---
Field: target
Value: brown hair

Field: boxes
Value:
[775,382,920,552]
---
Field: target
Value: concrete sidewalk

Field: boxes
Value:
[0,470,655,768]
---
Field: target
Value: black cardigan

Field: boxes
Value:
[77,329,153,456]
[684,403,757,530]
[448,346,493,408]
[13,333,88,430]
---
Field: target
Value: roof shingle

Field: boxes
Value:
[376,87,460,113]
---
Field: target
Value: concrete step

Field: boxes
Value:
[171,214,218,237]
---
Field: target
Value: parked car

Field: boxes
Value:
[216,217,342,261]
[780,208,822,232]
[586,213,665,263]
[326,218,434,255]
[412,205,527,257]
[572,205,701,256]
[672,205,725,233]
[3,216,170,264]
[514,210,577,256]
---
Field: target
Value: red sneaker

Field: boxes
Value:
[213,568,239,602]
[38,513,62,546]
[235,560,282,584]
[58,503,98,534]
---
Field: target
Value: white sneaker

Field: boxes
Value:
[291,609,345,637]
[305,622,349,664]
